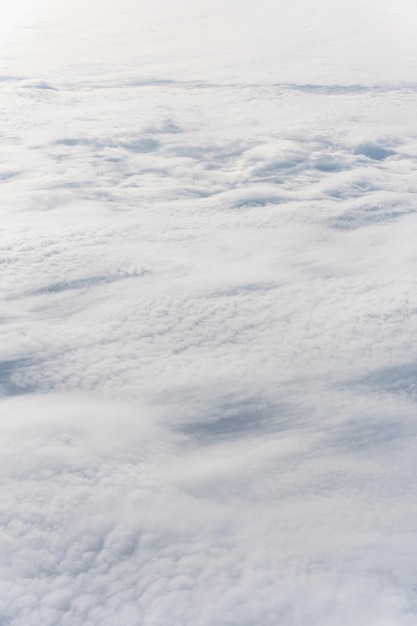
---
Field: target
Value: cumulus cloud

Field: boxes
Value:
[2,0,417,624]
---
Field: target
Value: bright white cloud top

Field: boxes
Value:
[1,1,417,624]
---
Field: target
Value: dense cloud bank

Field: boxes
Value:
[2,1,417,624]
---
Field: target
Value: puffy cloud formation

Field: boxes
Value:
[2,0,417,624]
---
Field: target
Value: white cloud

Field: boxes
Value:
[2,0,417,623]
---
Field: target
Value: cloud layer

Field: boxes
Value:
[2,1,417,624]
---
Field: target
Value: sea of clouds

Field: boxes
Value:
[2,0,417,624]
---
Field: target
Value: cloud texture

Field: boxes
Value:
[2,0,417,624]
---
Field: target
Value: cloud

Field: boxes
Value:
[1,390,417,625]
[2,0,417,623]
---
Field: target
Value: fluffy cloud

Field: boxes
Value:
[2,0,417,624]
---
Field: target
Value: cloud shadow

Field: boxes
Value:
[0,358,37,397]
[178,396,295,445]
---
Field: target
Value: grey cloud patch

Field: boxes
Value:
[24,270,149,298]
[0,170,21,181]
[277,82,369,95]
[0,358,37,396]
[178,396,284,443]
[80,77,417,96]
[20,79,58,91]
[356,362,417,400]
[0,75,25,84]
[331,198,414,230]
[354,142,396,161]
[55,135,160,153]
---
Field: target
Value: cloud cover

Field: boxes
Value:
[2,0,417,624]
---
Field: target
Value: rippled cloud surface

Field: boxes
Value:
[2,1,417,624]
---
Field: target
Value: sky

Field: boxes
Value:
[1,1,417,624]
